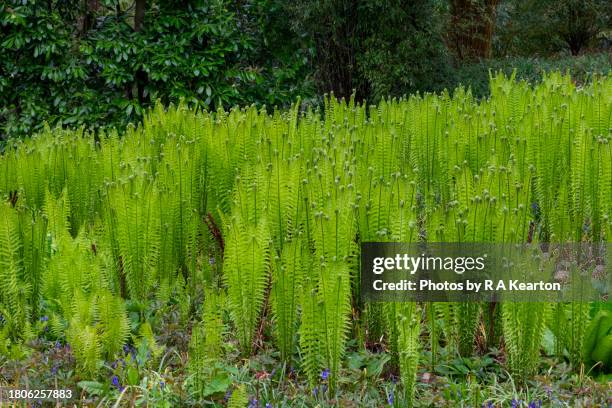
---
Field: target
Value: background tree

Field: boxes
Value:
[495,0,611,56]
[287,0,450,100]
[448,0,500,60]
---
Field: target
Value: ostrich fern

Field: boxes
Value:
[0,73,609,392]
[223,216,270,355]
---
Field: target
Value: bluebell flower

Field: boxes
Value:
[387,390,394,406]
[528,402,536,408]
[159,381,165,389]
[265,404,272,408]
[224,389,232,401]
[313,386,318,397]
[209,257,216,265]
[111,375,124,391]
[40,315,49,322]
[247,397,259,408]
[51,365,58,375]
[321,368,330,380]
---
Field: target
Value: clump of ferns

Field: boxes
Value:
[222,214,270,355]
[0,73,609,389]
[0,202,35,345]
[186,288,226,398]
[66,289,130,377]
[395,302,421,408]
[271,236,307,363]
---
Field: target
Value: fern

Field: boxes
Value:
[502,302,548,381]
[0,203,30,341]
[317,261,352,392]
[223,216,270,354]
[227,384,248,408]
[271,237,306,362]
[298,274,323,386]
[396,302,421,407]
[106,180,160,301]
[96,289,130,358]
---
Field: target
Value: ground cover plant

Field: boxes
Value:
[0,72,611,406]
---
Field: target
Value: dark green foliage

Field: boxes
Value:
[0,0,314,139]
[358,0,453,99]
[495,0,611,56]
[2,0,609,140]
[287,0,451,100]
[583,309,612,369]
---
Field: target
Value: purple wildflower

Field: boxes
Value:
[209,257,216,265]
[321,368,330,380]
[51,365,58,375]
[224,390,233,402]
[159,381,165,389]
[387,389,394,406]
[265,404,272,408]
[248,397,259,408]
[111,375,124,391]
[313,386,318,397]
[40,315,49,322]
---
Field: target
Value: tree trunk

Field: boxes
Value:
[78,0,100,35]
[134,0,146,32]
[449,0,499,60]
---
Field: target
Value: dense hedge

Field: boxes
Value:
[0,1,314,140]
